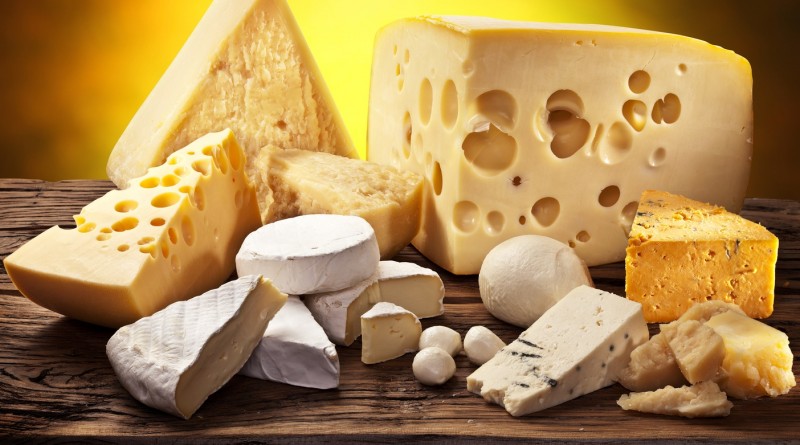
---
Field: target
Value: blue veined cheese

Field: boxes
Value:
[467,285,648,416]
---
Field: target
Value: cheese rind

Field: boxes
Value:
[304,274,381,346]
[618,381,732,418]
[368,17,752,274]
[377,261,444,318]
[360,302,422,364]
[467,286,648,416]
[106,275,287,419]
[5,129,261,327]
[626,190,778,322]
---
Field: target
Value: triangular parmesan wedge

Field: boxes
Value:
[106,275,287,419]
[626,190,778,322]
[107,0,355,214]
[239,296,339,389]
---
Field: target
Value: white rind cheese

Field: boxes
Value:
[304,274,381,346]
[467,285,648,416]
[106,275,287,419]
[377,261,444,318]
[361,302,422,364]
[239,296,339,389]
[236,215,380,295]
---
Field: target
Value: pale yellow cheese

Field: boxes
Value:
[360,302,421,364]
[660,320,725,384]
[618,381,733,418]
[5,130,261,328]
[368,17,752,274]
[617,333,687,392]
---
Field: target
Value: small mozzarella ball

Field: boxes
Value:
[419,326,462,357]
[413,347,456,386]
[464,326,506,365]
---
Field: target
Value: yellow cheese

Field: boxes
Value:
[626,190,778,322]
[368,16,752,274]
[660,320,725,384]
[618,381,733,418]
[107,0,355,215]
[617,333,687,392]
[5,130,261,328]
[705,311,796,399]
[257,147,423,259]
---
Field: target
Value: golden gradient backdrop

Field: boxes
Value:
[1,0,797,198]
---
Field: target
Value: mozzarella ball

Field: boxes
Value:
[413,347,456,386]
[464,326,506,365]
[479,235,592,328]
[419,326,462,357]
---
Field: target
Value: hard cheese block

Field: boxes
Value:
[360,302,422,364]
[106,275,287,419]
[467,285,648,416]
[376,260,444,318]
[626,190,778,322]
[257,146,423,258]
[368,16,752,274]
[4,129,261,328]
[239,296,339,389]
[107,0,355,214]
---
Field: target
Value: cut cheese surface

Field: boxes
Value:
[618,381,732,418]
[467,285,648,416]
[368,16,752,274]
[304,274,381,346]
[660,320,724,384]
[239,296,339,389]
[257,146,423,258]
[106,275,287,419]
[376,261,444,318]
[236,214,379,295]
[626,190,778,322]
[617,333,686,392]
[5,129,261,328]
[107,0,355,213]
[360,302,422,364]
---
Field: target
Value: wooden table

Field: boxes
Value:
[1,179,798,443]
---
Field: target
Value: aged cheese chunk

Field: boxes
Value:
[705,311,796,399]
[107,0,355,213]
[673,300,745,323]
[660,320,725,384]
[106,275,287,419]
[258,147,423,258]
[467,286,648,416]
[361,302,422,364]
[239,296,339,389]
[368,17,752,274]
[626,190,778,322]
[617,333,687,392]
[377,260,444,318]
[618,381,732,418]
[236,215,379,295]
[304,274,381,346]
[4,130,261,328]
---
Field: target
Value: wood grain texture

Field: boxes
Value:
[0,179,798,444]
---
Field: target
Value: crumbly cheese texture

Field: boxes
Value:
[618,381,732,418]
[467,286,648,416]
[257,147,423,258]
[4,130,261,328]
[239,296,339,389]
[617,333,687,392]
[660,320,725,384]
[368,16,752,274]
[106,276,287,419]
[360,302,422,364]
[376,261,444,318]
[107,0,355,212]
[626,190,778,322]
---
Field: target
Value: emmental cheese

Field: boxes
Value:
[107,0,355,214]
[626,190,778,322]
[5,129,261,328]
[368,16,752,274]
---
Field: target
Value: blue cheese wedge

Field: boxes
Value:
[467,285,648,416]
[106,275,287,419]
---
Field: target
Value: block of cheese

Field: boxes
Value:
[4,129,261,328]
[368,16,752,274]
[660,320,724,384]
[467,286,648,416]
[257,147,423,258]
[236,215,379,295]
[239,296,339,389]
[626,190,778,322]
[617,333,687,392]
[376,261,444,318]
[107,0,356,215]
[360,302,422,364]
[705,311,796,399]
[618,381,732,418]
[107,275,287,419]
[304,274,381,346]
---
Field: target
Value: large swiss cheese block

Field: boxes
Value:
[4,129,261,328]
[239,296,339,389]
[107,0,355,215]
[626,190,778,322]
[368,16,752,274]
[106,275,287,419]
[467,285,648,416]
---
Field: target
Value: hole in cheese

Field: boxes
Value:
[577,231,591,242]
[441,79,459,129]
[115,200,138,213]
[475,89,517,131]
[402,112,412,159]
[486,211,505,235]
[419,78,433,125]
[622,100,647,132]
[193,187,205,211]
[111,217,138,232]
[181,215,195,246]
[228,142,242,170]
[432,161,443,196]
[168,227,178,245]
[598,185,621,207]
[192,159,212,176]
[77,222,96,233]
[652,94,681,124]
[649,147,667,167]
[150,218,165,227]
[599,122,633,164]
[628,70,651,94]
[462,124,517,175]
[152,192,180,208]
[140,177,159,189]
[117,244,129,252]
[137,237,155,246]
[161,174,180,187]
[531,197,560,227]
[546,90,589,159]
[453,200,480,233]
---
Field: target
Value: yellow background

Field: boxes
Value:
[1,0,797,199]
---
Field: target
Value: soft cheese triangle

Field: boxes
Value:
[106,275,287,419]
[236,215,380,295]
[4,129,261,327]
[467,285,648,416]
[361,302,422,364]
[377,261,444,318]
[304,274,381,346]
[107,0,355,213]
[239,296,339,389]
